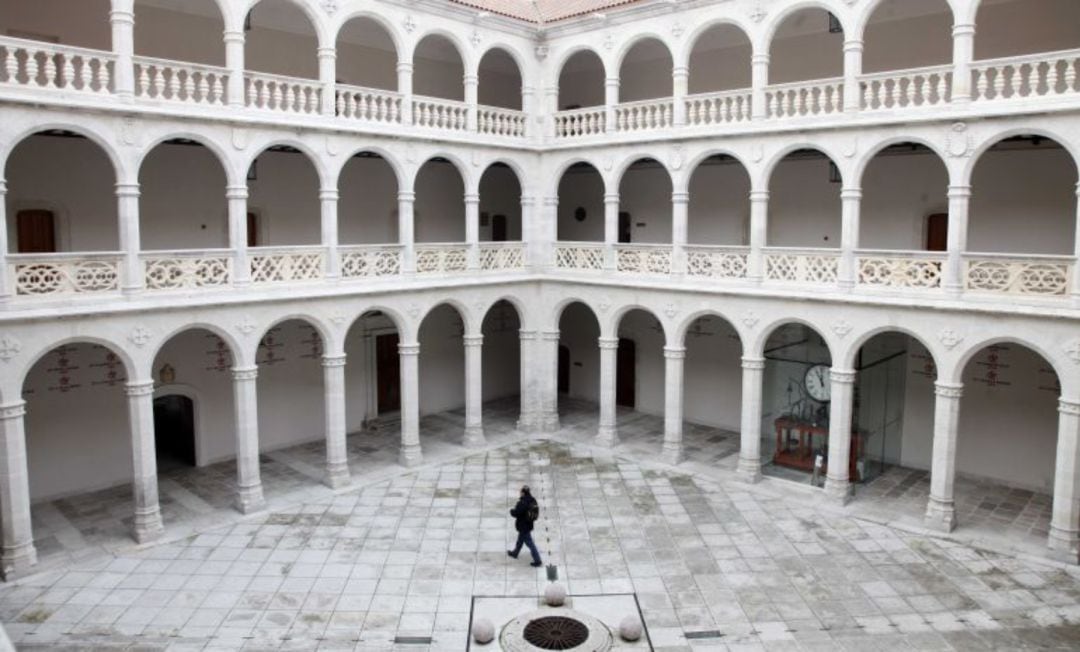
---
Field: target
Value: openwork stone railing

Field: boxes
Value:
[973,48,1080,102]
[0,36,113,94]
[553,243,605,271]
[766,79,845,118]
[615,244,673,275]
[134,56,227,106]
[554,107,606,138]
[857,251,945,289]
[478,243,525,271]
[143,251,231,290]
[339,245,401,278]
[685,245,750,279]
[964,253,1072,296]
[413,96,468,131]
[8,252,122,296]
[245,72,323,114]
[415,244,468,274]
[478,106,526,137]
[335,84,402,123]
[685,90,752,125]
[249,246,325,283]
[860,66,952,110]
[764,248,840,284]
[615,98,674,132]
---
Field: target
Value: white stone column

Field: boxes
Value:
[318,47,336,116]
[125,380,163,543]
[0,401,37,579]
[224,30,245,108]
[672,191,689,275]
[117,182,143,293]
[751,53,769,120]
[843,39,863,113]
[737,356,766,483]
[943,185,971,296]
[662,346,686,465]
[952,22,976,104]
[1048,397,1080,562]
[231,365,265,513]
[539,330,561,432]
[320,188,339,279]
[227,185,250,286]
[517,329,539,432]
[839,187,862,290]
[543,85,558,142]
[748,189,769,282]
[925,381,963,532]
[465,74,479,132]
[322,354,350,489]
[521,85,535,140]
[0,180,9,302]
[604,77,619,133]
[520,196,537,269]
[398,190,416,274]
[542,197,558,270]
[596,337,619,446]
[398,342,422,466]
[1072,183,1080,304]
[397,62,414,125]
[110,0,135,100]
[672,66,689,126]
[824,368,856,503]
[465,192,480,271]
[604,193,619,270]
[464,335,485,447]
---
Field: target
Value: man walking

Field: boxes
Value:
[507,485,543,567]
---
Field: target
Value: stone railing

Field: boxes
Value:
[972,48,1080,102]
[614,244,673,275]
[964,253,1072,296]
[478,105,527,137]
[134,56,228,106]
[249,246,325,284]
[143,250,232,290]
[554,107,606,139]
[7,252,122,296]
[553,242,605,271]
[339,244,402,279]
[478,243,526,271]
[685,245,750,280]
[412,96,468,131]
[415,243,469,274]
[614,98,674,132]
[860,65,952,110]
[685,89,753,126]
[0,36,113,94]
[335,84,402,124]
[244,71,323,114]
[765,78,845,118]
[764,248,841,284]
[857,251,945,289]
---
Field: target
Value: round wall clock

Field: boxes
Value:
[804,364,831,402]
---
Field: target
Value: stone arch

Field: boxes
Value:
[854,136,954,187]
[149,321,247,369]
[762,143,848,188]
[3,124,126,183]
[334,146,405,190]
[136,132,240,188]
[243,139,332,189]
[752,317,835,362]
[551,296,602,331]
[763,1,854,52]
[610,304,669,344]
[841,325,938,371]
[675,309,747,351]
[555,46,608,109]
[960,128,1080,186]
[680,17,755,70]
[419,299,475,337]
[345,304,410,342]
[241,0,330,49]
[549,156,607,198]
[476,44,528,108]
[19,336,136,388]
[856,0,958,42]
[613,153,674,190]
[479,295,529,333]
[951,336,1066,389]
[680,147,755,193]
[331,9,404,62]
[254,313,336,360]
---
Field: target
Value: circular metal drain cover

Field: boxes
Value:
[523,616,590,650]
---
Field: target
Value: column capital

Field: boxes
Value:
[0,179,7,194]
[843,39,864,53]
[124,380,155,397]
[952,23,976,37]
[109,7,135,23]
[0,401,27,421]
[226,185,249,200]
[948,184,972,198]
[741,356,766,371]
[398,190,416,203]
[840,188,863,201]
[231,365,258,381]
[397,61,414,74]
[317,47,337,59]
[115,182,140,198]
[663,346,686,360]
[605,77,620,88]
[223,30,245,44]
[751,53,771,66]
[598,337,619,349]
[519,329,538,341]
[1074,181,1080,196]
[463,74,479,85]
[934,381,964,399]
[319,188,340,202]
[520,195,537,207]
[830,368,857,385]
[521,85,535,96]
[398,343,420,356]
[1059,397,1080,416]
[672,66,689,78]
[543,196,559,208]
[464,193,480,205]
[603,193,620,204]
[463,334,484,347]
[671,191,690,205]
[322,354,347,368]
[540,330,560,341]
[749,189,770,202]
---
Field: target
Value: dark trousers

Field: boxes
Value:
[512,530,542,564]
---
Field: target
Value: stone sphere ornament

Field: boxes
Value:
[619,615,643,641]
[543,582,567,606]
[472,617,495,644]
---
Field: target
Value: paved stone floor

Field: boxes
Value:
[6,400,1079,650]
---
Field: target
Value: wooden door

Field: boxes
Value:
[557,345,570,394]
[618,211,632,244]
[153,395,196,467]
[376,333,401,414]
[492,214,508,242]
[247,212,259,248]
[616,338,635,409]
[926,213,948,251]
[16,210,56,253]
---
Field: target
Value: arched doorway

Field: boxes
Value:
[153,394,196,470]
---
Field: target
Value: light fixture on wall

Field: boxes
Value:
[828,161,842,184]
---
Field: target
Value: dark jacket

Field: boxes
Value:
[510,495,537,533]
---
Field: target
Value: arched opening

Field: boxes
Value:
[687,154,751,247]
[0,0,111,50]
[768,149,842,249]
[760,323,833,484]
[687,23,753,95]
[139,139,228,251]
[343,310,402,469]
[478,48,523,110]
[617,159,672,245]
[244,0,319,79]
[618,38,673,102]
[558,50,605,110]
[154,394,195,470]
[769,7,844,85]
[246,145,321,247]
[556,302,600,427]
[479,164,522,242]
[863,0,952,74]
[556,163,604,242]
[974,0,1080,60]
[681,315,743,463]
[614,308,665,456]
[860,143,949,252]
[481,300,522,429]
[134,0,225,66]
[413,34,464,101]
[339,152,399,245]
[417,304,465,446]
[414,158,465,243]
[336,15,398,91]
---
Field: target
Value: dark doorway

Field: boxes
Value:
[926,213,948,251]
[153,395,196,469]
[16,209,56,253]
[616,338,636,408]
[557,345,570,394]
[618,211,632,244]
[376,333,401,414]
[492,214,508,242]
[247,212,260,248]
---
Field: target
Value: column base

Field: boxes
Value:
[516,411,540,435]
[538,412,560,434]
[324,462,351,490]
[133,507,164,545]
[0,540,38,581]
[924,497,957,533]
[1047,525,1080,564]
[661,441,684,465]
[595,424,618,447]
[463,425,486,448]
[823,477,853,505]
[235,482,266,515]
[399,443,423,468]
[736,456,762,484]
